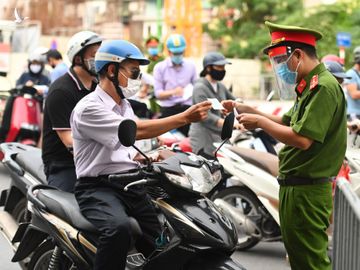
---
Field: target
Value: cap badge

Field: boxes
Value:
[271,37,285,45]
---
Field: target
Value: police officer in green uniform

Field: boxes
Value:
[222,21,347,270]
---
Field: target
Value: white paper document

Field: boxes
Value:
[233,107,239,116]
[207,98,225,110]
[182,84,193,100]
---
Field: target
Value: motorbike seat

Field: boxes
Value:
[16,148,47,183]
[229,146,279,177]
[37,189,142,238]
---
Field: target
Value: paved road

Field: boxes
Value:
[0,163,290,270]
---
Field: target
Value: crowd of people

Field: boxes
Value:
[6,21,360,270]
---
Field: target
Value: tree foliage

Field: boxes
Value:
[204,0,301,58]
[204,1,360,66]
[278,3,360,68]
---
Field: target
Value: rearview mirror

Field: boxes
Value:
[221,112,234,140]
[118,119,137,147]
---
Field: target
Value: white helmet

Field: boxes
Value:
[28,46,49,63]
[66,30,103,64]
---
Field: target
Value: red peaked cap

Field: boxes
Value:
[263,21,323,55]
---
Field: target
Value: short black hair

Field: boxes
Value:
[284,41,318,59]
[98,63,114,79]
[47,49,62,60]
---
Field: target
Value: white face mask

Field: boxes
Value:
[29,64,42,74]
[84,58,96,74]
[120,71,142,98]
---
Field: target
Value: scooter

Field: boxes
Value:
[0,86,42,148]
[212,143,281,250]
[0,143,45,268]
[211,126,360,251]
[0,135,160,225]
[11,114,246,270]
[0,143,46,222]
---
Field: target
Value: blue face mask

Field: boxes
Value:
[171,54,183,65]
[275,54,300,85]
[148,47,159,56]
[276,62,297,84]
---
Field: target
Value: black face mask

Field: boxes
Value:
[209,68,226,81]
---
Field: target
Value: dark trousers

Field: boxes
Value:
[160,104,190,136]
[44,163,77,192]
[75,179,161,270]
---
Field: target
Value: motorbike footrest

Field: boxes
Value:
[126,253,145,269]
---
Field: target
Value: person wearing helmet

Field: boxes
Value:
[189,52,235,158]
[323,61,360,132]
[321,54,344,66]
[324,60,351,85]
[344,46,360,120]
[153,33,197,136]
[16,48,51,93]
[46,49,69,83]
[42,31,103,192]
[70,40,211,270]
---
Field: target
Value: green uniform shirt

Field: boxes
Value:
[279,63,347,179]
[147,55,165,74]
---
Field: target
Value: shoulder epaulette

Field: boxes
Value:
[310,75,319,91]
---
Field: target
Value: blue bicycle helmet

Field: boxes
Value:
[95,40,150,73]
[166,34,186,54]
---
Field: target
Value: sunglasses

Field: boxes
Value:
[120,67,142,80]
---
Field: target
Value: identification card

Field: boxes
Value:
[207,98,224,110]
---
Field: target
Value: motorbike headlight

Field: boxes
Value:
[181,165,222,194]
[212,169,222,183]
[165,172,193,190]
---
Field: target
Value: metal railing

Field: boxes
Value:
[333,177,360,270]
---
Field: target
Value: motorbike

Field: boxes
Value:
[0,135,160,223]
[212,142,281,250]
[211,125,360,251]
[0,143,46,221]
[0,86,42,149]
[10,113,246,270]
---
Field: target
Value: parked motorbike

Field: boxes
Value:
[0,86,42,148]
[212,143,281,250]
[0,143,46,224]
[10,114,246,270]
[212,126,360,251]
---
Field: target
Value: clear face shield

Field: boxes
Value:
[269,46,300,100]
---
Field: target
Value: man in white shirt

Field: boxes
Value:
[71,40,211,270]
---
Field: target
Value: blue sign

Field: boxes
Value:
[337,32,352,48]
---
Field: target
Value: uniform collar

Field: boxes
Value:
[296,63,326,96]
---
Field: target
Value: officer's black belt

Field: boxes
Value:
[277,176,333,186]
